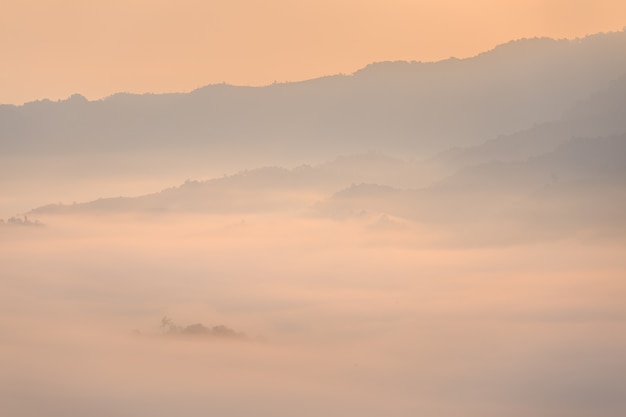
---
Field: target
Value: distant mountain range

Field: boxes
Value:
[6,29,626,231]
[31,128,626,242]
[426,73,626,176]
[30,152,417,215]
[3,30,626,160]
[322,133,626,239]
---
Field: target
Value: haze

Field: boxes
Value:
[2,211,626,416]
[2,0,626,104]
[2,6,626,417]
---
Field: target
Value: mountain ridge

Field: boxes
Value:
[3,30,626,158]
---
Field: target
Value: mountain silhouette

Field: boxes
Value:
[6,29,626,218]
[3,30,626,161]
[427,73,626,177]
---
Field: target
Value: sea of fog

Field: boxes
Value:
[2,213,625,417]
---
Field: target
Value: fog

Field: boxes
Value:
[2,27,626,417]
[2,212,625,417]
[3,30,626,217]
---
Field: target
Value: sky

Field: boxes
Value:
[1,0,626,104]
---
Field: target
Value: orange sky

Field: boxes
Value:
[1,0,625,104]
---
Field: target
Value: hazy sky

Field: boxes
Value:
[2,0,626,104]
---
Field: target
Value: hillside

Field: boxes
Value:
[3,31,626,160]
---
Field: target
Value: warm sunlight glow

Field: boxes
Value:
[1,0,626,103]
[1,2,625,416]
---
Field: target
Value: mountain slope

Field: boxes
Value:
[29,152,418,214]
[427,73,626,176]
[3,30,626,161]
[321,134,626,238]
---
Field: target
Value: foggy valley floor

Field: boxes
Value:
[2,28,626,417]
[1,213,625,417]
